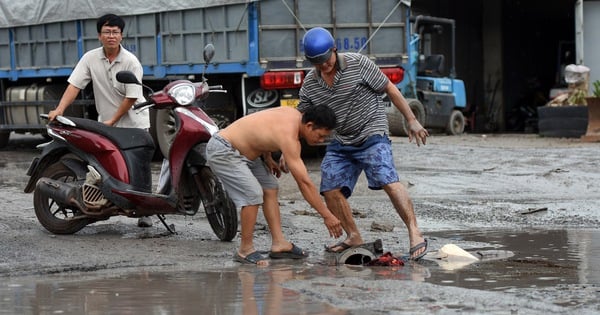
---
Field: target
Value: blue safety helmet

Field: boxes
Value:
[303,27,335,64]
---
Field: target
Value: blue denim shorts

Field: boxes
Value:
[320,134,399,198]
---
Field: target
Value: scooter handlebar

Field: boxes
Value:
[133,100,154,110]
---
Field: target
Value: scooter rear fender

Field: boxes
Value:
[24,141,88,193]
[24,140,153,211]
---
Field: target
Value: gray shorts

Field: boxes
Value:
[205,133,278,208]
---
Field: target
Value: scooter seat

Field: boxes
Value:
[62,116,155,150]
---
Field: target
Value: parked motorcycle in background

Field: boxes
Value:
[23,44,238,241]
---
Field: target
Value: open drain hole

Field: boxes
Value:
[343,254,373,265]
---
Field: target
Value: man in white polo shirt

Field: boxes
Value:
[48,13,153,228]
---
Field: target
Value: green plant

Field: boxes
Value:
[567,88,587,105]
[592,80,600,98]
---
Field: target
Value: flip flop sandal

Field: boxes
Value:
[234,251,268,265]
[324,241,353,253]
[269,243,309,259]
[409,238,429,261]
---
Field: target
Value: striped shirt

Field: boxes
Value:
[297,52,389,146]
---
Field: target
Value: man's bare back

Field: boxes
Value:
[206,104,342,264]
[219,107,301,160]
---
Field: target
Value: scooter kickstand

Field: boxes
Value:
[157,214,177,234]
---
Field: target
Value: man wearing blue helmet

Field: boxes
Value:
[296,27,430,260]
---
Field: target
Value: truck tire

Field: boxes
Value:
[387,99,426,136]
[0,131,9,148]
[446,110,465,135]
[206,111,234,129]
[202,90,237,129]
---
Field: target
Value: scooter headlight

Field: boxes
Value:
[169,83,196,105]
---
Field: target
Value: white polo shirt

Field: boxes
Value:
[68,45,150,129]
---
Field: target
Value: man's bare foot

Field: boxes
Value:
[270,241,294,254]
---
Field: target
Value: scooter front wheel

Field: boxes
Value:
[198,167,238,241]
[33,159,93,234]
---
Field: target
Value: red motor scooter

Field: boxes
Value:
[23,44,237,241]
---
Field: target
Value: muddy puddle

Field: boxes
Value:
[423,228,599,290]
[1,228,598,314]
[0,267,344,315]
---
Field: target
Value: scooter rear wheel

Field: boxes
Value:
[198,167,238,241]
[33,159,92,234]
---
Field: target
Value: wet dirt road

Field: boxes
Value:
[0,133,599,314]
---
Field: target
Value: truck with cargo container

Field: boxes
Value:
[0,0,467,149]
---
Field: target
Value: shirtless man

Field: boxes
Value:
[205,105,342,266]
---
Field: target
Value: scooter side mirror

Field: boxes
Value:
[116,71,142,85]
[203,44,215,64]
